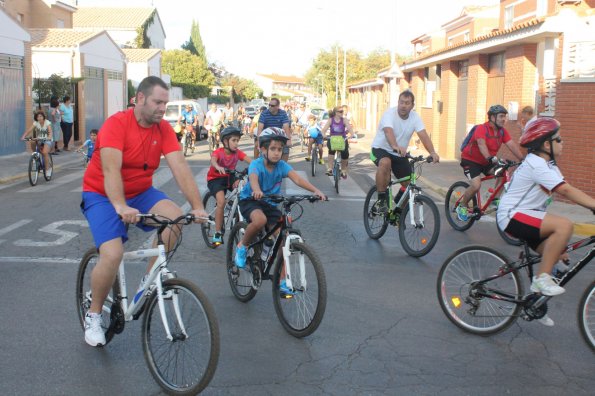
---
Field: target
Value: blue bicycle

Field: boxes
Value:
[25,138,53,186]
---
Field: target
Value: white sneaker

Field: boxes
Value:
[530,273,565,296]
[84,312,106,347]
[537,314,555,327]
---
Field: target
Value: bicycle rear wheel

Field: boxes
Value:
[363,186,389,239]
[183,134,189,157]
[311,147,317,177]
[201,192,218,249]
[226,222,258,302]
[272,241,327,338]
[43,154,53,181]
[445,181,476,231]
[497,222,523,246]
[398,194,440,257]
[28,155,39,186]
[578,280,595,351]
[333,162,340,194]
[437,245,522,335]
[142,278,220,395]
[75,247,120,346]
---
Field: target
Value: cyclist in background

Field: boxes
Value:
[251,105,267,158]
[21,110,53,175]
[456,104,524,221]
[205,103,224,148]
[371,91,439,213]
[304,114,324,164]
[77,129,98,162]
[497,118,595,303]
[178,103,199,146]
[257,98,291,161]
[207,126,252,246]
[321,106,353,178]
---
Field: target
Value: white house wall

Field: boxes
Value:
[107,78,124,116]
[106,30,137,48]
[31,51,74,78]
[148,56,160,76]
[126,62,146,87]
[80,34,125,71]
[146,21,165,49]
[0,10,30,56]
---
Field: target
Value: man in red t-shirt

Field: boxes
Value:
[456,104,524,221]
[80,76,208,347]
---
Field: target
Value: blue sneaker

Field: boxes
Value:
[234,244,247,269]
[212,233,223,246]
[456,205,469,221]
[279,280,296,297]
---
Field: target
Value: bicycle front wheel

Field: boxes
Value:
[363,186,389,239]
[28,155,39,186]
[437,246,522,335]
[201,192,218,249]
[272,241,327,338]
[75,247,120,346]
[142,278,220,395]
[578,280,595,351]
[43,154,53,181]
[226,221,257,302]
[398,194,440,257]
[334,164,340,194]
[445,181,476,231]
[311,147,317,177]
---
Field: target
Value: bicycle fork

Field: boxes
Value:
[282,233,306,292]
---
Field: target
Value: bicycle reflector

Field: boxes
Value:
[451,296,462,308]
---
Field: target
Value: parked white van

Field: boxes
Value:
[164,100,207,140]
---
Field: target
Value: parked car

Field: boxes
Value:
[164,100,207,140]
[310,107,326,118]
[244,106,258,118]
[249,98,265,108]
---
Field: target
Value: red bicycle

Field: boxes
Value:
[445,160,521,245]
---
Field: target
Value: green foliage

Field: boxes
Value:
[207,95,230,105]
[34,74,74,104]
[162,49,215,98]
[181,20,207,62]
[134,10,155,48]
[127,80,136,102]
[221,75,263,102]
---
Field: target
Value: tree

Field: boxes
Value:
[221,75,263,102]
[162,49,215,98]
[181,20,207,62]
[34,73,74,105]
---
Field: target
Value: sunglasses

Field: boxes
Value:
[269,103,278,107]
[336,110,344,113]
[552,136,562,143]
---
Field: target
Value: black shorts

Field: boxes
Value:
[371,147,412,179]
[239,199,282,227]
[504,211,546,251]
[460,159,492,179]
[327,138,349,159]
[207,176,234,195]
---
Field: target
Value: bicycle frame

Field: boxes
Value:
[387,156,429,227]
[474,173,507,214]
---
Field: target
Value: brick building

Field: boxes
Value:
[349,1,594,197]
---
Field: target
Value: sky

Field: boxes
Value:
[76,0,499,79]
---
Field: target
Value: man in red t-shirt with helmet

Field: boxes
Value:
[80,76,208,347]
[456,104,524,221]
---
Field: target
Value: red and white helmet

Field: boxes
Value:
[520,117,560,148]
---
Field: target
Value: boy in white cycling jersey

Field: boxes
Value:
[497,118,595,306]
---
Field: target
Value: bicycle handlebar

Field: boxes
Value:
[135,213,214,226]
[223,168,248,177]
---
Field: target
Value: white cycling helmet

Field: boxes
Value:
[258,127,288,147]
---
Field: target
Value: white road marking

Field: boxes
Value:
[0,219,32,236]
[14,220,88,247]
[19,172,82,193]
[0,257,79,264]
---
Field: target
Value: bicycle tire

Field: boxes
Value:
[437,245,522,335]
[272,241,327,338]
[311,147,317,177]
[578,279,595,352]
[399,194,440,257]
[363,185,389,239]
[75,247,120,346]
[445,181,477,231]
[497,222,523,246]
[142,278,220,395]
[183,136,189,157]
[334,162,340,194]
[226,221,258,302]
[201,192,218,249]
[28,155,39,186]
[43,154,53,181]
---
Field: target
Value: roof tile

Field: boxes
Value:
[122,48,161,62]
[29,28,103,48]
[73,7,155,29]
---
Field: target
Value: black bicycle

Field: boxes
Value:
[437,235,595,350]
[226,194,327,338]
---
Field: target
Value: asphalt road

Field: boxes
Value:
[0,136,593,395]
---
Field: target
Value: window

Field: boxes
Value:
[56,19,65,28]
[458,60,469,78]
[464,32,470,42]
[424,66,438,108]
[536,0,548,17]
[17,13,24,24]
[489,53,505,75]
[448,37,453,47]
[504,5,514,29]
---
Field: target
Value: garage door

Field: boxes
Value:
[0,55,25,155]
[84,66,104,132]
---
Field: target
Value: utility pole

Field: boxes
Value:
[335,46,339,107]
[342,48,347,105]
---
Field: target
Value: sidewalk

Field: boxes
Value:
[351,129,595,237]
[0,149,83,184]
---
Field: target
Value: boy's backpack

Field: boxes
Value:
[460,124,504,152]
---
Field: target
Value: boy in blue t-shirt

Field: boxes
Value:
[236,127,326,273]
[78,129,98,161]
[304,114,324,164]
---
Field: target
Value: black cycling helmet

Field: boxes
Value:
[220,126,242,141]
[259,127,288,147]
[487,104,508,117]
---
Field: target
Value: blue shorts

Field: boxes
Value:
[81,187,170,249]
[309,135,323,145]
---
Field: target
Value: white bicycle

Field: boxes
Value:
[76,213,220,395]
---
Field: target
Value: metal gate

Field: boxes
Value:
[454,60,469,160]
[84,66,104,132]
[0,55,25,155]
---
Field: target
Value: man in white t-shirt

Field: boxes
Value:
[371,91,439,211]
